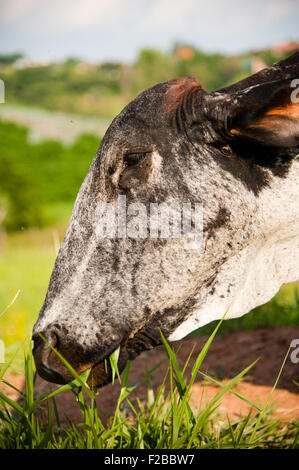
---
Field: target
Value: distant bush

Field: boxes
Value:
[0,46,294,118]
[0,53,23,65]
[0,120,100,230]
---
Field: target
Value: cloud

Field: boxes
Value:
[0,0,298,60]
[1,0,298,35]
[0,0,37,21]
[0,0,141,33]
[139,0,298,34]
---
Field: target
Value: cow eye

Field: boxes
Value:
[123,152,150,168]
[220,145,233,157]
[119,150,154,189]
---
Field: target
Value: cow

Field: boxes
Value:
[33,52,299,388]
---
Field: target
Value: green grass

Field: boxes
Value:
[0,221,67,370]
[0,327,298,449]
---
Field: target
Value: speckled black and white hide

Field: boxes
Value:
[33,52,299,388]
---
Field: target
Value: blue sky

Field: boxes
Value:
[0,0,298,62]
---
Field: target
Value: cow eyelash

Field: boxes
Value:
[123,151,151,168]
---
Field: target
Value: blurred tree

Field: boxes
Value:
[0,53,23,64]
[133,48,175,92]
[0,121,99,230]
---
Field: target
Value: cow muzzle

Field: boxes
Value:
[32,325,129,388]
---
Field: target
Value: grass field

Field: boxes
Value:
[0,328,298,449]
[0,212,70,370]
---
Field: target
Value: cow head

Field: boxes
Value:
[33,52,299,388]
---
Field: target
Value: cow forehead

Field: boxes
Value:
[102,77,203,152]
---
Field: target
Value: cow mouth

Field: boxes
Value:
[34,347,127,389]
[33,330,129,389]
[85,345,129,389]
[83,325,162,388]
[33,321,160,388]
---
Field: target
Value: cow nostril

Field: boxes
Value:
[32,328,70,385]
[32,328,59,353]
[46,330,58,348]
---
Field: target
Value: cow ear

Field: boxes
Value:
[229,78,299,148]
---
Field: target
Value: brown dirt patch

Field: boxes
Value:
[2,326,299,426]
